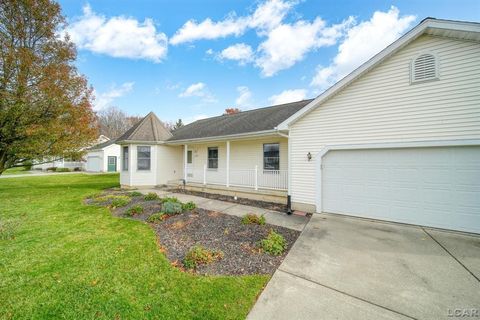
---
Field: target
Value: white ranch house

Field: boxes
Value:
[118,18,480,234]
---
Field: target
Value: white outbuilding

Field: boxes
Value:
[85,139,121,172]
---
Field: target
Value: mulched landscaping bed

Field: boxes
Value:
[168,187,288,212]
[85,189,300,276]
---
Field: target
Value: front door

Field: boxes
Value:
[107,156,117,172]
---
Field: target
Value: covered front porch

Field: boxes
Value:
[177,136,289,194]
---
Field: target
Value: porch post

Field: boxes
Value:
[254,165,258,190]
[184,144,188,182]
[226,141,230,187]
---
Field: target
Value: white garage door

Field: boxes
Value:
[86,156,102,172]
[322,146,480,234]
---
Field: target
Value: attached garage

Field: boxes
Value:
[280,19,480,234]
[86,156,102,172]
[85,140,121,172]
[319,145,480,234]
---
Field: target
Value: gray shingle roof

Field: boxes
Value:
[168,99,313,141]
[88,139,117,151]
[117,112,172,143]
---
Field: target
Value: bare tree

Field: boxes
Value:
[96,107,132,139]
[97,107,172,139]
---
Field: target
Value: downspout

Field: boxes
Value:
[277,129,292,215]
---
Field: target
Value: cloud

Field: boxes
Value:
[179,82,216,102]
[269,89,307,105]
[93,82,134,111]
[311,6,416,89]
[219,43,254,65]
[170,0,293,45]
[235,86,252,107]
[256,17,354,77]
[65,4,168,62]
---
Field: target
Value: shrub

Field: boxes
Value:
[110,196,131,208]
[182,201,196,211]
[162,201,183,215]
[160,196,179,204]
[129,191,143,197]
[144,192,159,201]
[0,220,18,240]
[242,214,266,225]
[183,245,224,269]
[46,167,57,171]
[55,167,70,172]
[146,212,165,223]
[23,160,33,170]
[259,229,287,256]
[73,167,82,172]
[126,205,144,216]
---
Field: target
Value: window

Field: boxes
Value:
[122,146,128,171]
[411,53,438,83]
[263,143,280,170]
[137,146,151,170]
[208,147,218,169]
[187,150,193,164]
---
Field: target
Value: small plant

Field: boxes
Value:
[55,167,71,172]
[0,220,18,240]
[146,212,165,223]
[160,196,179,204]
[126,205,144,216]
[144,192,160,201]
[242,214,266,225]
[110,196,131,208]
[46,167,57,171]
[259,229,287,256]
[183,245,224,269]
[162,201,183,215]
[182,201,196,211]
[129,191,143,197]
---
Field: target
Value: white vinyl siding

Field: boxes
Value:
[289,35,480,207]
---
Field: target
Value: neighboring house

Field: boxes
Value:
[119,18,480,234]
[32,135,112,171]
[85,139,121,172]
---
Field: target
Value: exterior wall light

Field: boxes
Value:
[307,152,312,161]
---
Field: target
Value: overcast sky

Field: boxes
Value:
[59,0,480,123]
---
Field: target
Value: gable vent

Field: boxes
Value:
[411,53,438,83]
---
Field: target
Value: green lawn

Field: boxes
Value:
[0,174,268,319]
[2,167,31,175]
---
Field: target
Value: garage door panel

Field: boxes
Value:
[322,146,480,234]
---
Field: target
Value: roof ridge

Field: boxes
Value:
[191,99,315,124]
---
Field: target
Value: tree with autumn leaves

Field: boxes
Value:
[0,0,97,174]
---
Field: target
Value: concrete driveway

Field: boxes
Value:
[248,213,480,320]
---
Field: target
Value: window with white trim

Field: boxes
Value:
[411,53,438,83]
[207,147,218,169]
[137,146,151,170]
[263,143,280,170]
[187,150,193,164]
[122,146,128,171]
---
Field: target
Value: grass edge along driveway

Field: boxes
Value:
[0,174,268,319]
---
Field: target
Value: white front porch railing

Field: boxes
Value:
[186,166,287,191]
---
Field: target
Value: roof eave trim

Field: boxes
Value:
[166,129,280,145]
[116,140,166,145]
[277,19,480,130]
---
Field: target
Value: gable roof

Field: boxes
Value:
[277,18,480,130]
[117,112,172,143]
[168,99,313,142]
[88,139,117,151]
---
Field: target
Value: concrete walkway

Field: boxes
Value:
[248,213,480,320]
[140,188,308,231]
